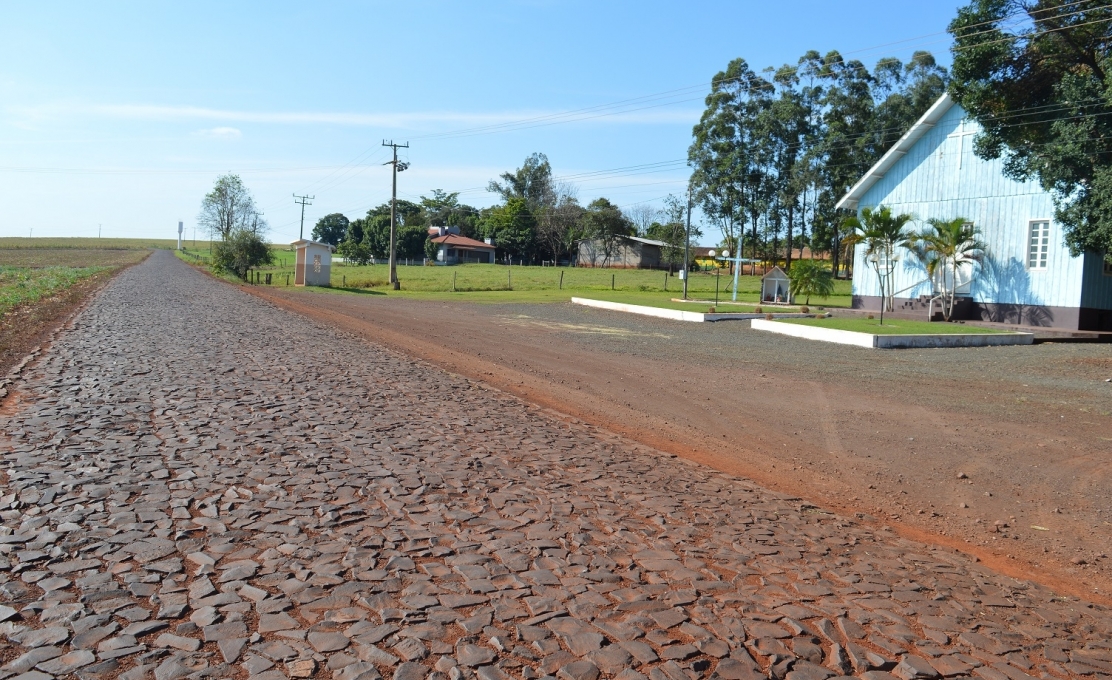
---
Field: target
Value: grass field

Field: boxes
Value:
[0,243,152,321]
[779,316,1010,335]
[0,237,211,251]
[227,259,853,307]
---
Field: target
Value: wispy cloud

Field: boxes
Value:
[8,102,700,129]
[194,126,242,140]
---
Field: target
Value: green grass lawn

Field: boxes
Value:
[778,316,1011,335]
[236,260,853,307]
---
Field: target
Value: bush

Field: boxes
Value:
[754,306,762,313]
[765,313,774,320]
[212,228,273,281]
[867,313,875,319]
[800,306,809,313]
[338,238,373,266]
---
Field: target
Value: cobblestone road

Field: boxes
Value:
[0,252,1109,680]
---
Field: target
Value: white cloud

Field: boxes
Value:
[194,126,242,139]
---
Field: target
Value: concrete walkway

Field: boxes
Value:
[0,251,1108,680]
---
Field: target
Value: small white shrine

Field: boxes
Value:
[761,266,792,304]
[291,239,334,287]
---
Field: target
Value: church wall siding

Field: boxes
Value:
[853,103,1088,312]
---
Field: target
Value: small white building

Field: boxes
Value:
[291,239,334,287]
[761,267,792,304]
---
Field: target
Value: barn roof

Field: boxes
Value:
[836,93,957,211]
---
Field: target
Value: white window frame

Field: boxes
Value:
[1027,220,1050,270]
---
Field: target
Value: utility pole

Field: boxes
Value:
[293,194,314,240]
[382,140,410,290]
[682,190,692,300]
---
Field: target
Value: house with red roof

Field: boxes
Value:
[428,227,496,264]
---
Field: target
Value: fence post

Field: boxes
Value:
[611,274,615,290]
[559,270,563,290]
[453,271,457,292]
[508,269,512,291]
[343,275,346,287]
[286,274,290,286]
[664,272,668,292]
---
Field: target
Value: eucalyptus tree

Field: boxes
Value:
[689,58,772,263]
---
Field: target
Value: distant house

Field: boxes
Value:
[291,239,334,287]
[430,230,496,265]
[576,235,666,268]
[837,93,1112,330]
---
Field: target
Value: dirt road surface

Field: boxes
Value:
[248,283,1112,602]
[2,252,1111,680]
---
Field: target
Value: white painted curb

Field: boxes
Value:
[750,319,1035,349]
[571,298,813,322]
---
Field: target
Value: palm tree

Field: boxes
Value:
[843,206,913,324]
[909,217,986,322]
[787,258,834,304]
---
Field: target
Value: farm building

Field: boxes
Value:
[838,93,1112,331]
[291,239,334,287]
[576,235,666,268]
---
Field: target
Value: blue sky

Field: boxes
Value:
[1,1,965,243]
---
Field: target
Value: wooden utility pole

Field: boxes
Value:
[294,194,314,240]
[382,140,410,290]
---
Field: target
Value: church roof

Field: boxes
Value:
[836,93,957,211]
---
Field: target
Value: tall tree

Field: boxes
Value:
[488,153,557,211]
[197,174,262,241]
[582,198,634,267]
[949,0,1112,255]
[312,213,349,246]
[535,184,585,263]
[481,198,537,262]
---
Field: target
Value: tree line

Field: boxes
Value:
[689,49,949,275]
[315,153,702,269]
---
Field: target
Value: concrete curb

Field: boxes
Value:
[571,298,813,323]
[750,318,1035,348]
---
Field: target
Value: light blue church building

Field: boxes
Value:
[838,93,1112,331]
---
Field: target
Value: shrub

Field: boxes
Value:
[800,306,810,313]
[708,306,716,313]
[212,227,273,281]
[867,313,875,319]
[754,306,762,313]
[765,313,774,320]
